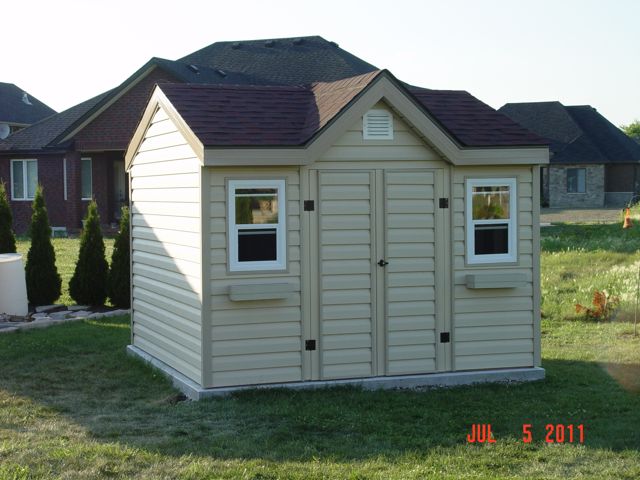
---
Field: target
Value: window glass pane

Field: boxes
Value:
[235,188,278,224]
[567,168,586,193]
[238,228,277,262]
[577,169,586,193]
[26,161,37,199]
[472,186,510,220]
[12,161,24,199]
[567,169,577,192]
[474,224,509,255]
[81,159,92,199]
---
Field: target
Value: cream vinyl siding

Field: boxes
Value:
[312,103,447,379]
[318,170,375,379]
[453,166,535,370]
[385,171,437,375]
[130,106,202,384]
[209,167,302,388]
[318,102,442,165]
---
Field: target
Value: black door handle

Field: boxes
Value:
[378,259,389,267]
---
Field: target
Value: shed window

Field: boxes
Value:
[11,159,37,201]
[228,179,286,272]
[466,178,517,264]
[567,168,586,193]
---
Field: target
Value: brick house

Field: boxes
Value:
[500,101,640,208]
[0,37,378,233]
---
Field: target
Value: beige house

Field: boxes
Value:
[125,70,548,399]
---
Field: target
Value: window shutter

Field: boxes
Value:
[363,109,393,140]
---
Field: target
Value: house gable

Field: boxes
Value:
[67,67,180,151]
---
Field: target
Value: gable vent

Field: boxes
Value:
[363,109,393,140]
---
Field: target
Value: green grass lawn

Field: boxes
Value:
[15,237,114,306]
[1,225,639,479]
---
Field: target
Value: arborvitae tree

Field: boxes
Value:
[25,185,61,305]
[108,206,130,308]
[0,181,16,253]
[70,200,108,306]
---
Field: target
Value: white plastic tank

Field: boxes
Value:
[0,253,29,317]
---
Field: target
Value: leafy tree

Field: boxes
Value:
[621,120,640,143]
[0,181,16,253]
[25,185,61,305]
[70,200,108,306]
[108,206,130,308]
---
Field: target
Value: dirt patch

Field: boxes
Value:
[541,208,623,225]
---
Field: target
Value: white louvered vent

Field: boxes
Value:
[363,109,393,140]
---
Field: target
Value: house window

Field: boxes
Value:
[228,179,286,272]
[567,168,586,193]
[466,178,517,264]
[81,157,92,200]
[11,159,37,201]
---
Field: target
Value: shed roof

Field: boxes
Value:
[0,82,56,125]
[158,71,547,148]
[499,101,640,163]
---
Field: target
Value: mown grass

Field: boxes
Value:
[0,226,639,479]
[15,237,114,306]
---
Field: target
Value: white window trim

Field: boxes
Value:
[228,179,287,272]
[466,177,518,265]
[81,157,92,200]
[63,157,68,201]
[363,109,394,140]
[10,159,37,201]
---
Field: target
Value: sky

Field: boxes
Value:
[3,0,639,127]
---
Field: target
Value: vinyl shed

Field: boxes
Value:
[125,70,548,399]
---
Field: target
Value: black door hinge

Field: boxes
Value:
[305,339,317,351]
[304,200,315,211]
[439,198,449,208]
[440,332,450,343]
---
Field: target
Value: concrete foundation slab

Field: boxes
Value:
[127,345,546,400]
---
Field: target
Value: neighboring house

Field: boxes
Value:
[499,102,640,208]
[0,36,378,233]
[0,82,56,139]
[125,69,548,398]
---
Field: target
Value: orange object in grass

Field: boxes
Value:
[623,208,633,229]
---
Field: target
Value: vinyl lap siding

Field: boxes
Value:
[453,167,535,370]
[209,167,302,388]
[385,171,437,375]
[319,170,374,379]
[130,106,202,384]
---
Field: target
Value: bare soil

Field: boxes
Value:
[541,208,623,225]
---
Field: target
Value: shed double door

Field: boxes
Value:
[307,168,449,380]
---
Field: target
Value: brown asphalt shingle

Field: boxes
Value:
[159,72,547,148]
[410,87,548,147]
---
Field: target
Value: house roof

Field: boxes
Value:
[179,36,378,85]
[158,71,547,148]
[2,35,546,154]
[0,90,112,152]
[0,36,374,152]
[0,82,56,125]
[499,101,640,164]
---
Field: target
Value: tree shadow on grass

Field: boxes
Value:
[1,318,640,462]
